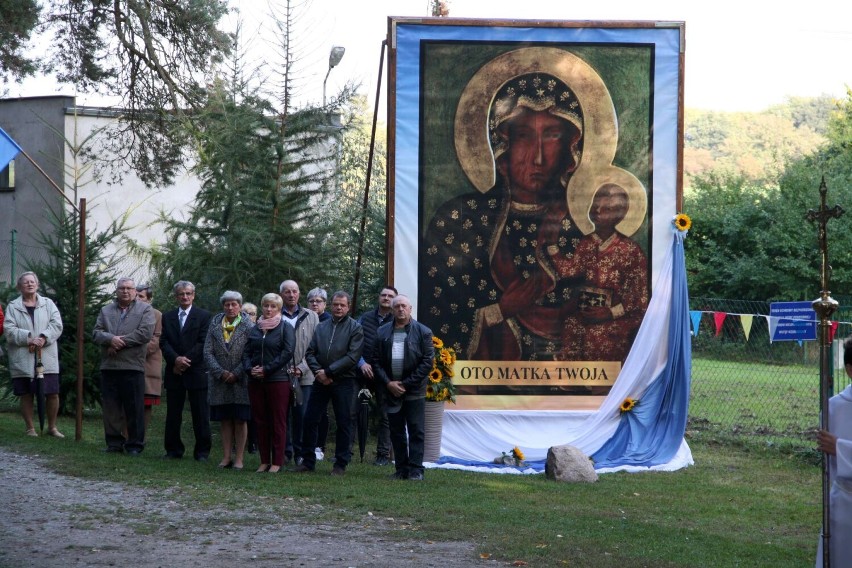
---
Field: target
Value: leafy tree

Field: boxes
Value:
[0,0,233,186]
[316,96,389,314]
[684,97,833,186]
[686,91,852,301]
[0,0,40,82]
[767,95,836,134]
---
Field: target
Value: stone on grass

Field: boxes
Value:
[545,445,598,483]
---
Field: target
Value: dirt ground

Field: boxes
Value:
[0,449,490,568]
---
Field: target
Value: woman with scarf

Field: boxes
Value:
[242,293,295,473]
[204,290,254,470]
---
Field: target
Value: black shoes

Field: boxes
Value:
[373,456,390,466]
[408,470,424,481]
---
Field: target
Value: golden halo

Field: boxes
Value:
[572,165,648,237]
[453,46,646,236]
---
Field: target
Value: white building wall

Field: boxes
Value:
[63,111,202,283]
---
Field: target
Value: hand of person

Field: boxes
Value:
[387,380,406,398]
[817,429,837,455]
[580,306,613,324]
[360,362,374,379]
[499,273,547,319]
[29,336,46,349]
[222,371,235,384]
[250,365,265,379]
[175,355,192,372]
[315,369,331,385]
[110,336,126,350]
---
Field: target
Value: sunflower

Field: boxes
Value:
[512,446,525,461]
[432,336,444,349]
[673,213,692,232]
[440,349,453,365]
[429,368,443,383]
[620,397,637,413]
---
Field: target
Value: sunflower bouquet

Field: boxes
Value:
[494,446,526,467]
[425,336,457,403]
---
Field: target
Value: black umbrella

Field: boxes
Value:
[34,347,46,434]
[357,388,372,463]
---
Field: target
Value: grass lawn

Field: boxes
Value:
[0,406,821,567]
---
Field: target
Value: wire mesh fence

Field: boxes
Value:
[689,297,852,455]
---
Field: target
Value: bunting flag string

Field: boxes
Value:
[687,310,852,344]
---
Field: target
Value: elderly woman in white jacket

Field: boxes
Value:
[3,272,64,437]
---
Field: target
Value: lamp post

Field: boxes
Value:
[323,46,346,106]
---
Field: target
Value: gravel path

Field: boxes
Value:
[0,450,487,567]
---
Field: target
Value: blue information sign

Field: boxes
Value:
[769,301,817,342]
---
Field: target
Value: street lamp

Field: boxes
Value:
[323,45,346,106]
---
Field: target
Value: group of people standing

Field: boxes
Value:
[2,273,437,482]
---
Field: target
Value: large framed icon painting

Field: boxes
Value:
[387,18,684,411]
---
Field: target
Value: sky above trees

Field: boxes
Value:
[228,0,851,112]
[8,0,849,113]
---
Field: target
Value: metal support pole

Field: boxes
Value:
[352,40,387,310]
[75,198,86,441]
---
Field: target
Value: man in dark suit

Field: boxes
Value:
[160,280,212,461]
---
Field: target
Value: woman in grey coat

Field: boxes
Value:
[204,291,254,470]
[4,272,64,437]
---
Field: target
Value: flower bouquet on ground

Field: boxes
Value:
[494,446,526,467]
[425,336,456,403]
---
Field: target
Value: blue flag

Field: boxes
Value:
[0,127,22,171]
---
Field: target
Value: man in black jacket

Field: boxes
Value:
[296,291,364,476]
[160,281,212,461]
[373,294,434,481]
[357,285,396,465]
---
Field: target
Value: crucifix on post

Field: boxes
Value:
[806,176,844,568]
